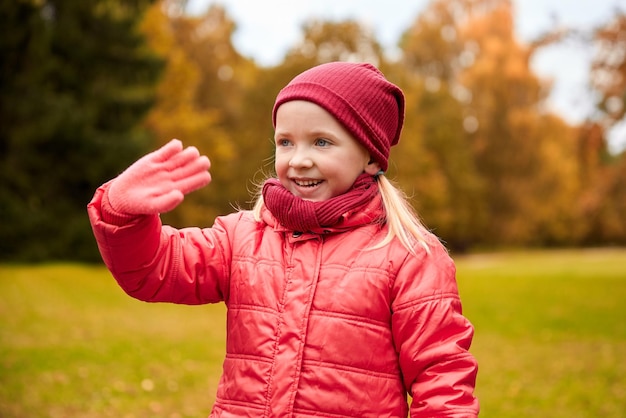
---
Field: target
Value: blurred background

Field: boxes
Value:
[1,2,626,417]
[1,0,626,261]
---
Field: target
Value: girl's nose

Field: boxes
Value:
[289,147,313,168]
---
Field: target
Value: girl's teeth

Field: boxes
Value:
[296,179,321,187]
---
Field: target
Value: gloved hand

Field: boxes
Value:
[106,139,211,215]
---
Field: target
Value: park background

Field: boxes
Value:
[1,0,625,416]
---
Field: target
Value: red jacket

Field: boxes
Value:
[88,184,479,417]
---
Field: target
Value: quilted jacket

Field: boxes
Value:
[88,183,479,417]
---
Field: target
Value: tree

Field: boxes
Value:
[398,0,584,248]
[141,1,262,226]
[591,10,626,127]
[576,10,626,244]
[284,19,386,66]
[398,0,491,249]
[458,0,549,245]
[0,0,162,261]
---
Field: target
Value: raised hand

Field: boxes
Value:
[106,139,211,215]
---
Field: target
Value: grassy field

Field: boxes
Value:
[1,248,625,417]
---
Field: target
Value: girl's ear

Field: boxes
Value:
[364,158,382,175]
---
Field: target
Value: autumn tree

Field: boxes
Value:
[592,11,626,126]
[399,0,584,248]
[398,0,489,249]
[577,10,626,244]
[459,0,582,246]
[284,19,386,66]
[141,1,260,226]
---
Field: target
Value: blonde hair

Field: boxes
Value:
[251,174,430,255]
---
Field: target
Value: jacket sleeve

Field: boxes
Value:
[87,182,232,305]
[391,240,479,417]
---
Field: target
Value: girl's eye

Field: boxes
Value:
[277,139,291,147]
[315,138,329,147]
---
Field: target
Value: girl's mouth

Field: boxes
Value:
[294,179,323,187]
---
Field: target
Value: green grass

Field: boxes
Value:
[0,264,227,418]
[455,248,626,417]
[1,248,625,417]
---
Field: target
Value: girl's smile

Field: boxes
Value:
[292,178,323,187]
[289,177,325,200]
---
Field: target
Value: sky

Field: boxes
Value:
[186,0,626,152]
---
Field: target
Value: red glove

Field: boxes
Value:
[106,139,211,215]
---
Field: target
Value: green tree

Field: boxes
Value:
[0,0,162,261]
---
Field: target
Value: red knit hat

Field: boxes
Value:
[272,62,405,172]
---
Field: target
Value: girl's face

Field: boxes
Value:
[274,100,381,202]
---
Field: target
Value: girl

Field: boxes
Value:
[88,62,479,417]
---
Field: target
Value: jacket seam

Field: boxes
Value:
[394,292,461,312]
[293,406,367,418]
[225,352,273,363]
[229,303,280,315]
[320,263,394,276]
[262,263,293,417]
[214,398,265,411]
[302,359,399,379]
[287,236,324,413]
[388,250,413,291]
[309,309,389,329]
[232,254,284,267]
[412,408,478,417]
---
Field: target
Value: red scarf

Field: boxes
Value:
[262,173,380,232]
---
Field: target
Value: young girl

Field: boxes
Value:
[88,62,479,417]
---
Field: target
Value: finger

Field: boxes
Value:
[157,146,202,174]
[170,155,211,182]
[149,139,184,163]
[167,145,203,167]
[175,169,212,195]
